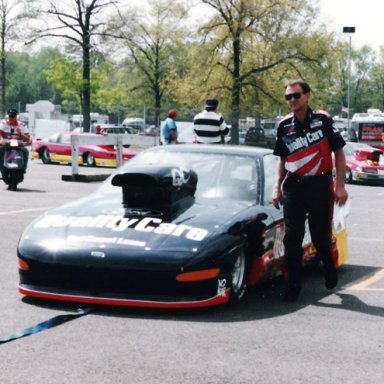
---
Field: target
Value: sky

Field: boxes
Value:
[180,0,384,52]
[317,0,383,51]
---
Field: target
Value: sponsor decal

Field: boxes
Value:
[273,221,312,259]
[273,223,285,259]
[34,214,209,242]
[171,166,191,187]
[302,220,312,247]
[67,235,147,248]
[310,119,323,129]
[286,125,296,134]
[217,278,227,297]
[286,129,324,152]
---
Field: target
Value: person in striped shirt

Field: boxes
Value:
[193,98,229,144]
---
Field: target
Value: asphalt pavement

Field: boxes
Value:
[0,161,383,384]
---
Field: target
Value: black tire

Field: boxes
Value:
[9,173,18,191]
[41,147,51,164]
[345,167,352,184]
[229,247,249,304]
[84,152,95,167]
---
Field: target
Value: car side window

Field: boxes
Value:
[48,133,60,143]
[263,154,279,204]
[61,135,71,144]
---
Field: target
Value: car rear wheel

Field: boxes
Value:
[229,247,249,304]
[84,152,95,167]
[41,148,51,164]
[345,167,352,183]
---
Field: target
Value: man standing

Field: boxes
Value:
[272,80,348,302]
[162,109,179,144]
[193,98,229,144]
[0,108,31,173]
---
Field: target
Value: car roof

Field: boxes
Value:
[144,144,273,157]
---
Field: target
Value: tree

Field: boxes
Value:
[106,0,189,127]
[27,0,119,131]
[0,0,28,115]
[369,46,384,111]
[351,46,376,112]
[45,49,118,116]
[5,48,59,110]
[197,0,335,143]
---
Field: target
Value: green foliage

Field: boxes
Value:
[44,53,82,112]
[5,48,59,110]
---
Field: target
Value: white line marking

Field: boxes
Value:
[0,207,53,216]
[349,269,384,291]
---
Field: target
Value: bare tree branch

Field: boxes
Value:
[26,0,120,131]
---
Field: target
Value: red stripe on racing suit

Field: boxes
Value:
[274,108,345,176]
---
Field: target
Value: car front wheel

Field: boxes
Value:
[84,152,95,166]
[41,148,51,164]
[345,167,352,183]
[229,247,249,304]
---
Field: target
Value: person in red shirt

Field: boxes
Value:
[272,80,348,302]
[0,108,32,174]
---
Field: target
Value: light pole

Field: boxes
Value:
[343,26,355,129]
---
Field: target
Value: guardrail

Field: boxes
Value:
[68,134,159,180]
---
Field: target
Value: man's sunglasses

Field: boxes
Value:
[285,92,302,101]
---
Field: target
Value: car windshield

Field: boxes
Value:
[99,148,258,202]
[344,142,371,156]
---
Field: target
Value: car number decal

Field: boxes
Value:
[217,279,227,297]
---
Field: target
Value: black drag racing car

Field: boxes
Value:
[17,145,344,308]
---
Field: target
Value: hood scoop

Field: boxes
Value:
[111,165,198,220]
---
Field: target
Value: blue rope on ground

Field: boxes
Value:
[0,307,92,345]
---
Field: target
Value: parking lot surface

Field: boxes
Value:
[0,161,383,384]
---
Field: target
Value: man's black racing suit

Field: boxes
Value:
[273,107,346,290]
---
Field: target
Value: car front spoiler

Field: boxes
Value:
[19,284,230,309]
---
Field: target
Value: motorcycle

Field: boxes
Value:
[1,138,26,190]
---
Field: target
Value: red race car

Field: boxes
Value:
[342,141,384,183]
[30,132,136,167]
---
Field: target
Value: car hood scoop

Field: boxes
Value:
[111,165,198,220]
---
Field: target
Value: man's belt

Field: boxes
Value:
[287,172,332,181]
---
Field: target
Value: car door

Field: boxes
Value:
[54,133,73,162]
[43,133,68,162]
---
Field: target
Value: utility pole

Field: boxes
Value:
[343,26,355,129]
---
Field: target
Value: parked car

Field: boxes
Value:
[143,125,160,137]
[342,141,384,183]
[122,117,145,132]
[30,132,136,167]
[18,145,346,309]
[244,118,278,149]
[91,124,138,135]
[244,127,275,148]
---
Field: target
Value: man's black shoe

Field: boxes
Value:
[325,269,338,290]
[283,286,301,302]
